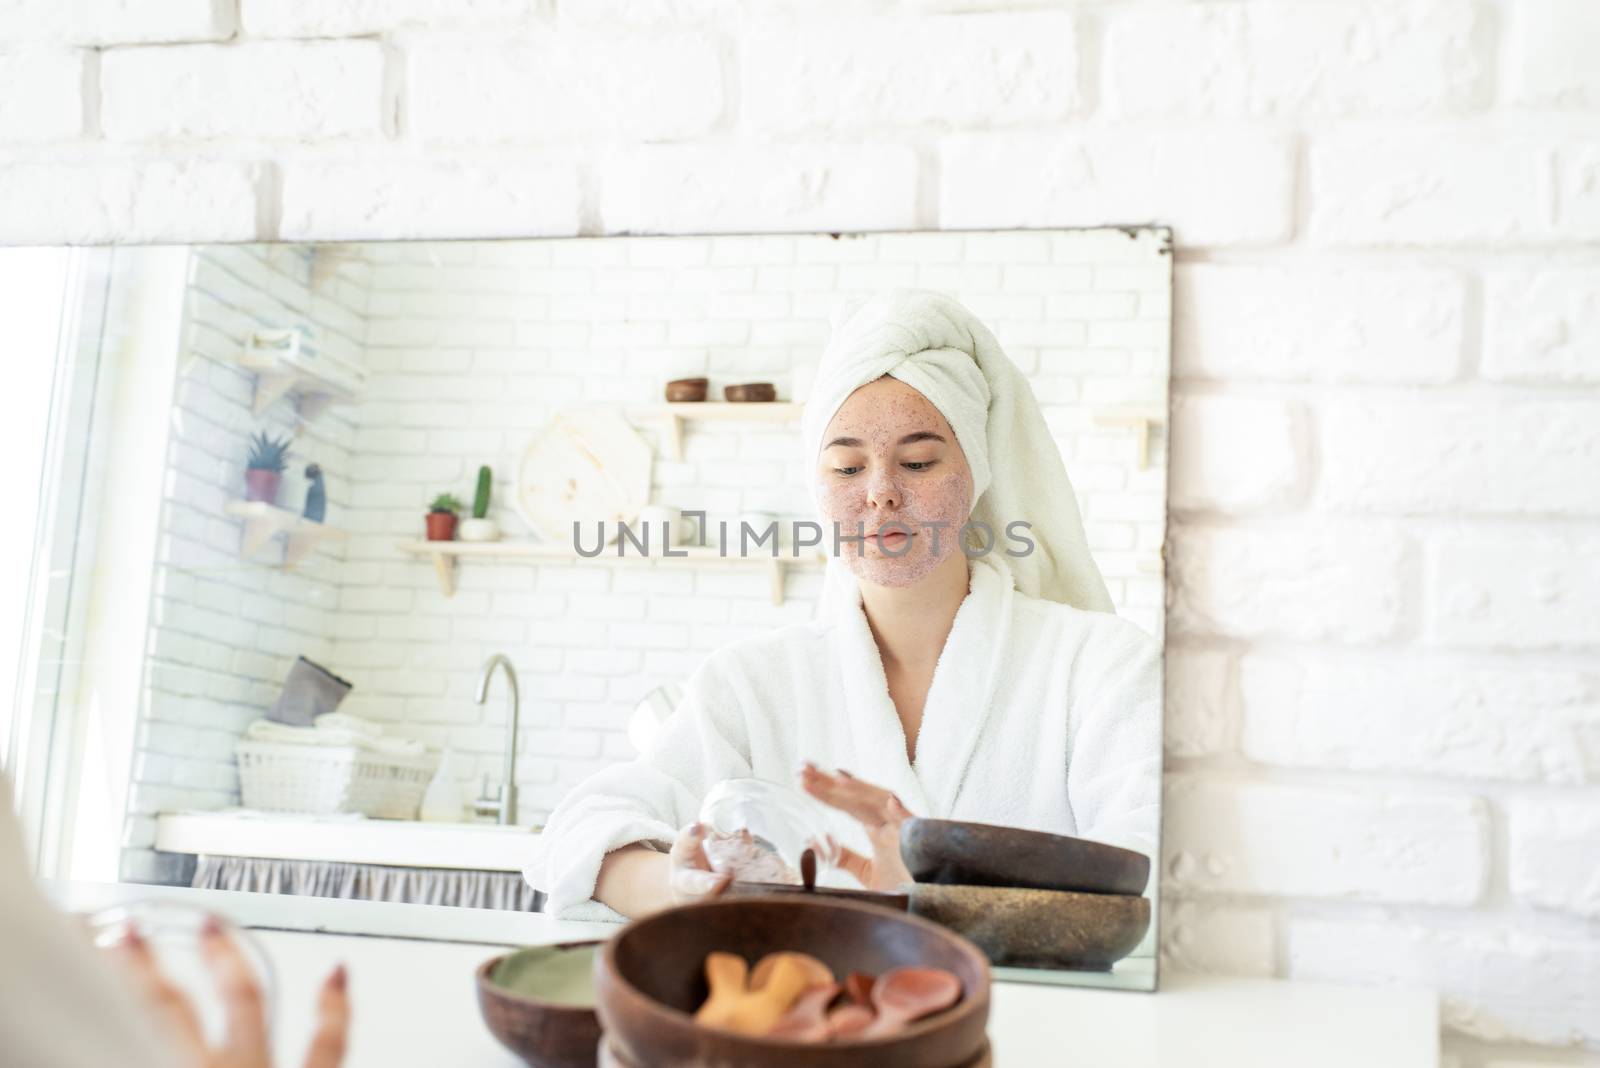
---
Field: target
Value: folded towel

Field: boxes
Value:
[313,712,384,740]
[245,718,426,756]
[245,719,368,748]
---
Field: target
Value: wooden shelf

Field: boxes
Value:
[239,328,366,421]
[1092,406,1168,470]
[397,538,824,604]
[621,401,802,461]
[228,501,347,568]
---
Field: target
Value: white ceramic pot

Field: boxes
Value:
[635,504,680,552]
[457,517,501,543]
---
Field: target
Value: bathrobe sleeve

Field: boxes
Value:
[1066,619,1164,864]
[523,648,756,921]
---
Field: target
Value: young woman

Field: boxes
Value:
[524,290,1161,921]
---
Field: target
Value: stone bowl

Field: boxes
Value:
[900,818,1150,896]
[906,884,1150,971]
[476,942,605,1068]
[594,895,990,1068]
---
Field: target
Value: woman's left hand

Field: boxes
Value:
[799,762,915,891]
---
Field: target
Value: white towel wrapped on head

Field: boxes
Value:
[802,289,1113,616]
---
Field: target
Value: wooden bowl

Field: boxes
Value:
[664,378,708,402]
[595,895,990,1068]
[477,943,605,1068]
[900,818,1151,896]
[907,884,1150,971]
[723,382,776,402]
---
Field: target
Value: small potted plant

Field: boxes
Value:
[245,432,291,505]
[426,492,463,541]
[458,465,501,543]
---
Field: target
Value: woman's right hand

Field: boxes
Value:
[109,915,349,1068]
[666,821,735,905]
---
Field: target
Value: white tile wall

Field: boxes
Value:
[122,245,368,882]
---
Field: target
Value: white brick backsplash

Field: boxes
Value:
[1310,132,1598,245]
[741,13,1080,133]
[1169,522,1408,643]
[1507,0,1600,110]
[0,0,234,45]
[1159,900,1275,977]
[0,161,258,244]
[1163,647,1236,759]
[1241,653,1600,784]
[601,144,921,235]
[1425,532,1600,650]
[409,31,721,143]
[941,130,1294,247]
[281,160,583,241]
[1165,777,1489,905]
[1288,918,1600,1046]
[243,0,548,38]
[1509,799,1600,919]
[1174,264,1465,383]
[1105,1,1488,118]
[1484,268,1600,385]
[0,48,84,140]
[1170,396,1304,514]
[102,41,386,141]
[1318,398,1600,516]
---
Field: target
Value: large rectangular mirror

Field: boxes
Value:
[6,226,1170,992]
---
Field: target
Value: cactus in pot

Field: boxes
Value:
[425,492,463,542]
[244,432,292,505]
[458,465,501,542]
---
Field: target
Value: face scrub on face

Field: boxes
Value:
[815,376,975,589]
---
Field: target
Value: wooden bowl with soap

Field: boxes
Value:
[595,895,990,1068]
[477,942,605,1068]
[723,382,776,403]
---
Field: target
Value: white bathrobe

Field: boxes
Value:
[523,552,1162,922]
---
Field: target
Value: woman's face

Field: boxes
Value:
[815,375,975,588]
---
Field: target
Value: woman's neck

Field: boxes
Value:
[858,552,972,673]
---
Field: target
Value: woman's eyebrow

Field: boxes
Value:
[825,431,947,448]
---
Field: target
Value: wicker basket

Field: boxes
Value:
[235,740,438,819]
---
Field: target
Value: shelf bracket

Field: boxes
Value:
[430,550,457,598]
[252,374,298,417]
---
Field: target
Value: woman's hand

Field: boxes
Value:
[666,822,735,905]
[108,915,349,1068]
[798,762,916,891]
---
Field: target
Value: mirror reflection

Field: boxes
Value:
[8,227,1170,993]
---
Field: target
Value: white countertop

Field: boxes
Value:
[48,882,1439,1067]
[155,810,541,871]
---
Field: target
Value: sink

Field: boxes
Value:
[156,809,544,872]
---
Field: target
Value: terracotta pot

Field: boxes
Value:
[244,468,281,504]
[426,511,458,541]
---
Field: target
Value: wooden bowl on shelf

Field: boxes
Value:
[477,943,605,1068]
[664,377,708,402]
[594,895,990,1068]
[723,382,776,403]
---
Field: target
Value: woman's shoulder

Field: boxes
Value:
[694,617,833,682]
[1010,587,1160,660]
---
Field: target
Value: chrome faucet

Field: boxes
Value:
[471,654,520,825]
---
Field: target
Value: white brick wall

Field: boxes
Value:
[5,3,1598,1063]
[123,245,367,881]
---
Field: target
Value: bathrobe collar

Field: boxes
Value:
[826,553,1018,819]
